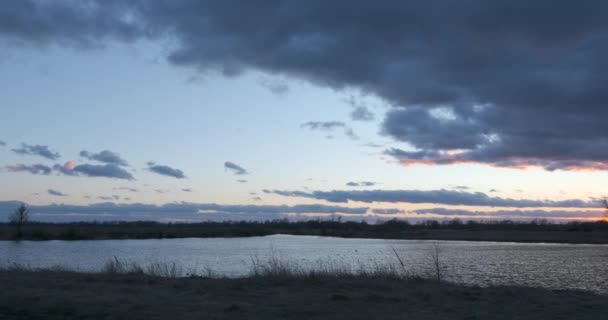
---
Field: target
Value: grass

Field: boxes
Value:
[2,219,608,243]
[1,261,607,320]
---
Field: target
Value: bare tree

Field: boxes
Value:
[9,203,29,238]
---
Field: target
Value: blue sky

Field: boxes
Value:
[1,1,607,222]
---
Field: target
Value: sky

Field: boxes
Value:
[1,0,607,222]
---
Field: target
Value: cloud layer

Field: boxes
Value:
[0,201,368,222]
[4,1,608,171]
[265,189,600,208]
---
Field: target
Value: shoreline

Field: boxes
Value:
[2,220,608,244]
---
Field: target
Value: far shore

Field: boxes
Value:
[2,219,608,244]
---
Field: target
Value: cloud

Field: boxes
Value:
[224,161,248,175]
[5,2,608,169]
[0,0,145,48]
[52,161,77,175]
[113,187,138,192]
[147,162,186,179]
[71,163,135,180]
[301,121,359,140]
[350,106,375,121]
[0,201,369,223]
[80,150,129,166]
[12,143,60,160]
[345,97,375,121]
[48,189,67,197]
[372,208,403,214]
[265,189,600,208]
[98,196,119,201]
[301,121,346,131]
[0,140,5,146]
[258,77,290,95]
[414,208,605,219]
[346,181,378,187]
[5,164,52,175]
[237,179,248,183]
[182,188,192,192]
[362,142,384,148]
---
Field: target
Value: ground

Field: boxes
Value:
[1,270,606,320]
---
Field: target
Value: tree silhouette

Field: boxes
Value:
[9,203,29,238]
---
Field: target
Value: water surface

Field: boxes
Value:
[1,235,607,293]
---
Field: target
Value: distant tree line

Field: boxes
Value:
[2,214,608,242]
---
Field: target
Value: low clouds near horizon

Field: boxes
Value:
[265,189,601,209]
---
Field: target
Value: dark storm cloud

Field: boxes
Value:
[5,163,52,175]
[48,189,67,197]
[72,163,135,180]
[266,189,600,208]
[0,0,146,48]
[5,1,608,169]
[12,143,60,160]
[80,150,129,167]
[147,162,186,179]
[224,161,248,175]
[0,201,368,222]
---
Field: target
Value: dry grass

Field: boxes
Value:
[1,266,606,320]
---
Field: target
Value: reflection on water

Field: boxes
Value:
[1,235,607,293]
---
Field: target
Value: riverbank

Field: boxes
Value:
[1,268,606,320]
[2,220,608,243]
